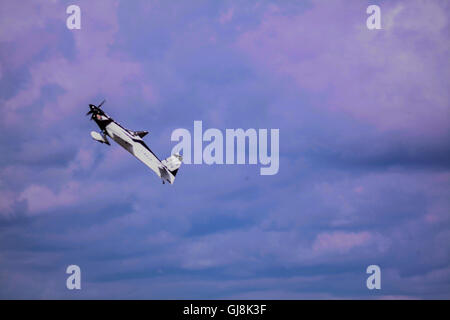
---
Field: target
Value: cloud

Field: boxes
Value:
[219,8,234,24]
[0,0,449,299]
[0,190,16,218]
[18,183,79,215]
[1,0,156,129]
[312,231,373,254]
[238,0,450,138]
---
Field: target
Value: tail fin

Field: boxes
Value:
[162,154,183,177]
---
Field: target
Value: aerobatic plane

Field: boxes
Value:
[86,100,182,184]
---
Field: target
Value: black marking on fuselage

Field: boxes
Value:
[94,117,113,131]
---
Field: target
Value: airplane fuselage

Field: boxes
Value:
[91,112,179,184]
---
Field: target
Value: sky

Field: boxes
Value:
[0,0,449,299]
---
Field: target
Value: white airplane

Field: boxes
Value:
[87,100,182,184]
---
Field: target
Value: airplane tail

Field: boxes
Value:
[162,154,183,183]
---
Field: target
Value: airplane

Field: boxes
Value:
[86,100,182,184]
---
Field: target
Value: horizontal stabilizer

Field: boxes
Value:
[134,130,149,138]
[162,154,183,177]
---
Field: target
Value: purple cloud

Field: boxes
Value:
[0,0,449,299]
[238,0,450,138]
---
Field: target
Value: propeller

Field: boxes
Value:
[86,99,106,118]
